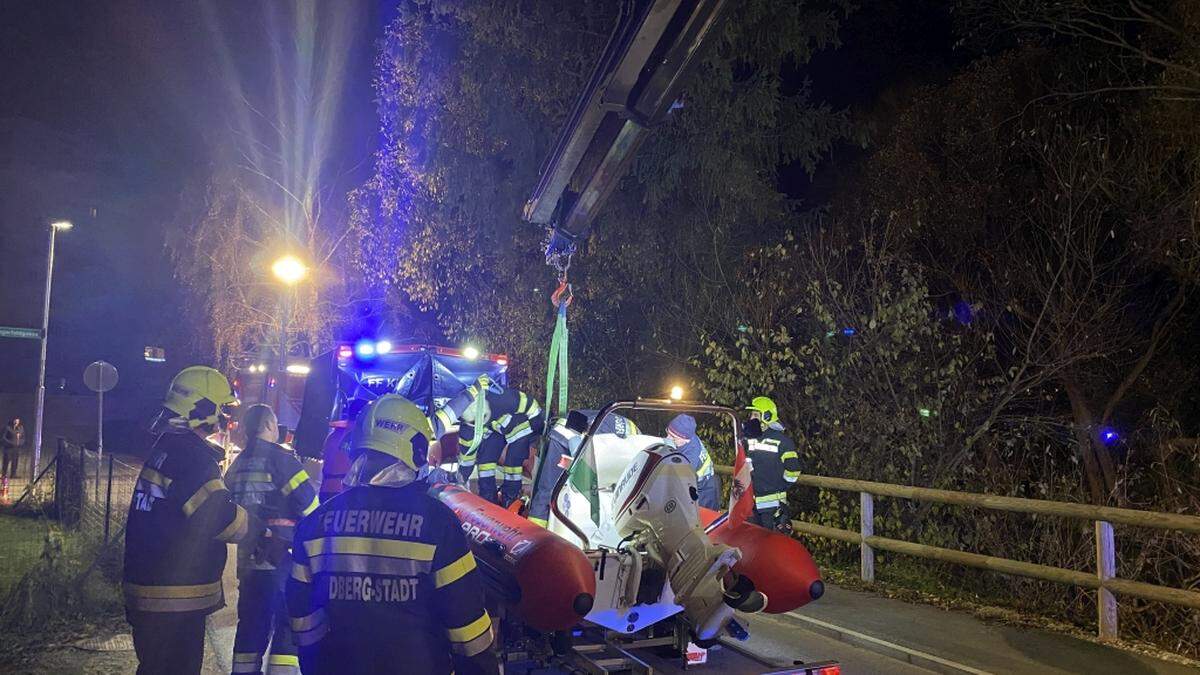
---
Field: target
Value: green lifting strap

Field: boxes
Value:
[529,287,570,519]
[544,300,570,421]
[464,374,490,461]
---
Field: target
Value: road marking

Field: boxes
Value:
[785,612,995,675]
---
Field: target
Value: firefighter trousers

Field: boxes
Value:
[129,609,206,675]
[754,502,791,533]
[498,433,539,507]
[232,565,298,674]
[470,434,507,506]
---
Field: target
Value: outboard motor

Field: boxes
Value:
[612,444,765,641]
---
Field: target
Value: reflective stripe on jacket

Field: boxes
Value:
[227,438,319,572]
[124,432,257,614]
[286,481,494,673]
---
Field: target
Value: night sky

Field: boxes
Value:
[0,1,381,420]
[0,0,949,420]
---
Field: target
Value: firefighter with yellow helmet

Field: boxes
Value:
[124,366,267,674]
[286,394,497,674]
[745,396,801,532]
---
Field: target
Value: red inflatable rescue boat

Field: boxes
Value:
[430,482,596,631]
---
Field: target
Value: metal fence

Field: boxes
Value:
[0,438,141,610]
[78,446,140,549]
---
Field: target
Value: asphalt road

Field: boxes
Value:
[631,611,931,674]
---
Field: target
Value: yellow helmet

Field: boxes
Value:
[746,396,779,424]
[351,394,435,469]
[163,366,237,429]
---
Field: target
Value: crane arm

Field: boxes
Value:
[523,0,733,269]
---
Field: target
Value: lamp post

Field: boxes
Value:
[33,220,73,476]
[270,254,307,413]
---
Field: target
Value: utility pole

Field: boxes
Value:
[33,220,72,476]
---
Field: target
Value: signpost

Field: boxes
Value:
[84,361,118,500]
[0,326,42,340]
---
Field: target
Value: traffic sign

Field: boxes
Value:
[0,326,42,340]
[84,361,119,393]
[84,361,118,500]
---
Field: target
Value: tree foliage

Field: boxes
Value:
[168,164,351,369]
[698,1,1200,653]
[352,0,855,397]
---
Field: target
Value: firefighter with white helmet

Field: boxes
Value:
[124,366,266,675]
[286,394,497,674]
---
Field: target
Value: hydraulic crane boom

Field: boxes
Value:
[523,0,732,269]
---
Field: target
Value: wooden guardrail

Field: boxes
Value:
[713,465,1200,641]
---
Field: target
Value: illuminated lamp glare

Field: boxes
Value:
[355,341,376,358]
[1099,427,1120,445]
[286,364,311,375]
[375,340,393,355]
[271,254,307,285]
[669,385,684,401]
[842,327,857,336]
[496,356,508,366]
[463,346,480,360]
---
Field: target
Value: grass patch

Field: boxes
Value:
[0,511,76,594]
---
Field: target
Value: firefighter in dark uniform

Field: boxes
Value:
[124,366,265,675]
[745,396,801,532]
[226,404,320,675]
[456,380,543,506]
[286,394,498,674]
[527,410,639,527]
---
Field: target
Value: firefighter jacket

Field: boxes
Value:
[430,380,488,439]
[457,387,542,463]
[286,475,496,674]
[124,431,258,615]
[746,424,801,512]
[226,438,320,573]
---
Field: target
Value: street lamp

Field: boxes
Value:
[33,220,73,475]
[268,254,308,411]
[272,254,307,285]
